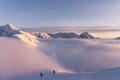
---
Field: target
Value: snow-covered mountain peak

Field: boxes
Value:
[5,23,20,30]
[40,32,51,38]
[82,32,89,35]
[7,24,19,30]
[0,24,21,36]
[0,24,38,47]
[79,32,94,39]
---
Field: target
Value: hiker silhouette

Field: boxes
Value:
[53,70,55,74]
[40,73,43,77]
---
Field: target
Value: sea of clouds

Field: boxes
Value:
[1,37,120,78]
[39,39,120,73]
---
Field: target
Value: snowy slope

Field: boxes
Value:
[0,37,67,78]
[5,67,120,80]
[0,24,38,47]
[115,36,120,39]
[1,24,120,80]
[30,32,51,39]
[0,24,20,36]
[0,36,120,80]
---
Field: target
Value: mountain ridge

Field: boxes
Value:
[0,24,95,39]
[0,24,38,47]
[39,32,95,39]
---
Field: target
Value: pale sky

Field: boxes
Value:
[0,0,120,27]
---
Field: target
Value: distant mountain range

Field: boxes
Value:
[48,32,94,39]
[30,32,95,39]
[0,24,96,43]
[2,24,120,40]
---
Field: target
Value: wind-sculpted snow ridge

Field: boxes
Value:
[0,24,38,47]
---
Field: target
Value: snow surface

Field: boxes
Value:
[1,24,120,80]
[0,37,67,78]
[30,32,51,39]
[1,37,120,80]
[4,67,120,80]
[0,24,38,47]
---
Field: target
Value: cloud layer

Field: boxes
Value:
[0,37,66,77]
[39,39,120,72]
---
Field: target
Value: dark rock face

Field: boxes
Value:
[79,32,94,39]
[48,32,95,39]
[48,32,80,38]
